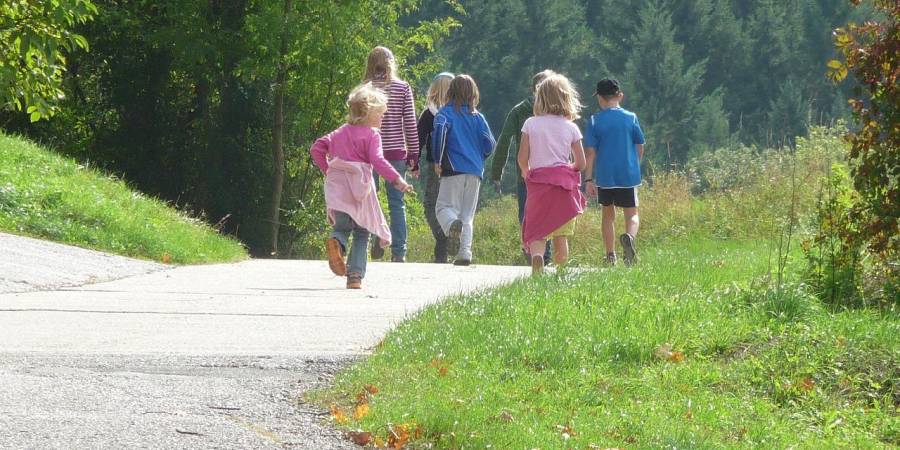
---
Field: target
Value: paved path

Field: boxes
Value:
[0,239,528,449]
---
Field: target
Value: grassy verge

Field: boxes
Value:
[316,238,899,448]
[0,133,246,264]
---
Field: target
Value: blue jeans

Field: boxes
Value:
[330,211,370,278]
[517,181,551,262]
[373,160,407,258]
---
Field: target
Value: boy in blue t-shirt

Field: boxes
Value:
[583,78,645,266]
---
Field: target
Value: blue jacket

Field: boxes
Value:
[431,103,496,178]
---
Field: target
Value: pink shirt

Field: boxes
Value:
[310,124,401,182]
[521,115,583,169]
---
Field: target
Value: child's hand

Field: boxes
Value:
[434,164,442,177]
[585,180,598,198]
[392,177,414,193]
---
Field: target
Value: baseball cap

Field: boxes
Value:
[593,78,621,96]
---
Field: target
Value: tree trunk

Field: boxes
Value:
[268,0,293,256]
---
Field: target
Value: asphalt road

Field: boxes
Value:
[0,235,528,449]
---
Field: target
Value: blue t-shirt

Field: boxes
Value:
[583,107,645,188]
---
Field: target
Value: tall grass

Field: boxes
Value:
[0,133,247,264]
[407,125,846,266]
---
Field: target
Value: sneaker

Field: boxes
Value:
[620,233,637,266]
[325,238,346,276]
[605,252,617,266]
[346,272,362,289]
[391,254,406,263]
[452,259,471,266]
[531,255,544,276]
[446,220,462,259]
[370,242,384,260]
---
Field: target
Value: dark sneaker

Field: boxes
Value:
[531,255,544,276]
[325,238,346,276]
[620,233,637,266]
[605,252,617,266]
[452,259,471,266]
[446,220,462,259]
[346,272,362,289]
[371,242,384,260]
[391,254,406,263]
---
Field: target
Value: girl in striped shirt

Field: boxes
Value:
[363,46,420,263]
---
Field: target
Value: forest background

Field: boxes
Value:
[0,0,877,257]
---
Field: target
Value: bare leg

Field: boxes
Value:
[623,207,639,237]
[552,236,568,266]
[529,239,547,258]
[602,205,616,254]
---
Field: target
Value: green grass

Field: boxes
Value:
[0,133,247,264]
[316,238,899,448]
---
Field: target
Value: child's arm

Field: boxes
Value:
[572,140,586,172]
[632,116,646,163]
[491,108,518,185]
[367,126,414,193]
[417,110,432,163]
[431,113,450,176]
[517,132,531,178]
[403,84,420,174]
[479,114,497,159]
[310,133,333,174]
[584,146,597,198]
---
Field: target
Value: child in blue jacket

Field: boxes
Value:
[431,74,496,266]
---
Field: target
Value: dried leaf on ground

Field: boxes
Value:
[330,404,348,424]
[353,403,370,420]
[347,430,372,446]
[388,423,410,449]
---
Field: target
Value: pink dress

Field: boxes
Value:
[324,159,391,248]
[310,124,401,248]
[521,166,586,249]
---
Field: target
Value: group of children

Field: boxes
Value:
[311,46,645,288]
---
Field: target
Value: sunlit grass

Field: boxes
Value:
[316,239,899,447]
[0,133,247,264]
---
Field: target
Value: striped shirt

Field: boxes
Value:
[371,77,419,163]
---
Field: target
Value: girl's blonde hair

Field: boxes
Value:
[363,46,398,82]
[346,82,388,125]
[426,73,454,109]
[447,74,480,114]
[533,73,583,120]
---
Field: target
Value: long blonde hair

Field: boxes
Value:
[426,73,454,109]
[447,74,480,114]
[346,82,388,125]
[533,73,582,120]
[363,46,398,82]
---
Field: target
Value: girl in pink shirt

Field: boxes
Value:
[311,83,413,289]
[518,73,587,275]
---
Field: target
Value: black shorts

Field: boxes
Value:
[598,187,639,208]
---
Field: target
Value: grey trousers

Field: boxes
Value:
[436,174,480,260]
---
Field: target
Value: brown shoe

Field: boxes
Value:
[346,272,362,289]
[326,238,346,276]
[452,259,471,266]
[371,242,384,260]
[391,254,406,263]
[531,255,544,276]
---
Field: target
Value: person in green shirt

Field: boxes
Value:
[492,69,555,263]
